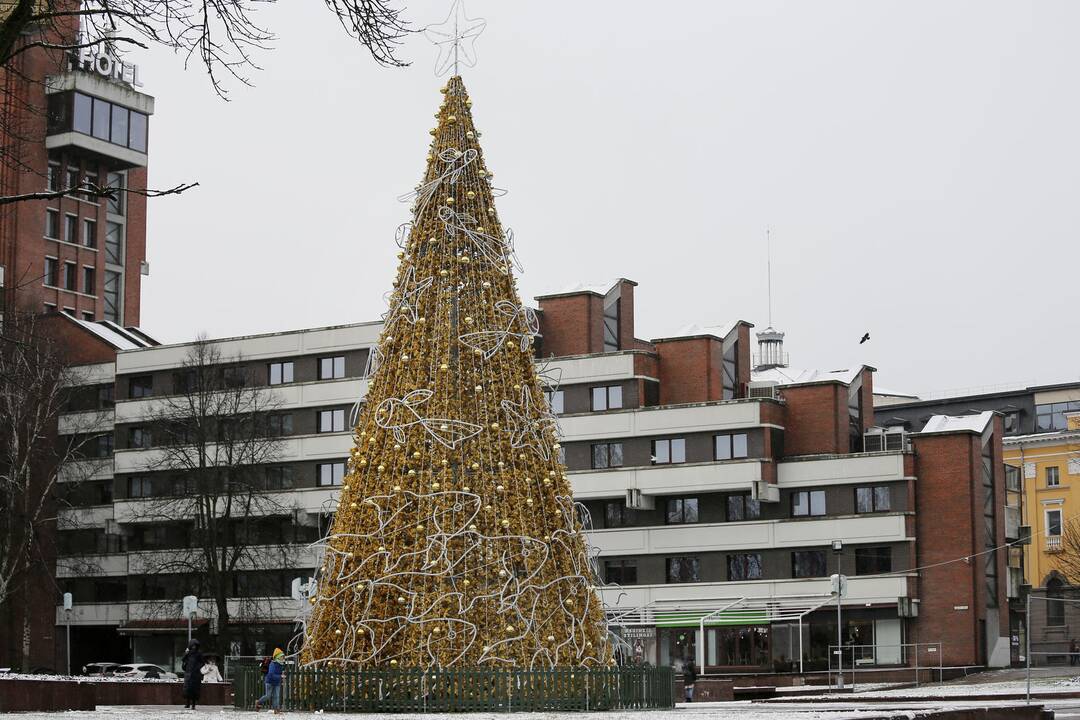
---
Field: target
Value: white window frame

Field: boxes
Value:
[1046,507,1064,537]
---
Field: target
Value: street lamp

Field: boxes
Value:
[831,541,845,690]
[63,592,73,676]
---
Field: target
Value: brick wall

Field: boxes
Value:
[536,293,602,357]
[779,383,847,456]
[654,336,724,405]
[910,430,1002,667]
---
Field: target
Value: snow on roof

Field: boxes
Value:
[751,366,862,386]
[919,411,994,435]
[62,314,156,350]
[535,278,626,298]
[667,321,738,340]
[872,385,919,399]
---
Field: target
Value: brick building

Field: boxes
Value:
[52,279,1015,675]
[0,11,153,323]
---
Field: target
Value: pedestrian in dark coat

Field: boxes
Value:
[683,660,698,702]
[181,640,204,710]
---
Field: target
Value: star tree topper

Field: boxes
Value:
[424,0,487,77]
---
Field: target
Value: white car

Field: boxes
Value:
[112,663,178,680]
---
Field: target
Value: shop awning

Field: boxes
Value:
[609,594,834,628]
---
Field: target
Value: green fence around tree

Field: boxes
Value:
[233,663,674,712]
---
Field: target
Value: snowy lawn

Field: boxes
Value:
[0,702,1050,720]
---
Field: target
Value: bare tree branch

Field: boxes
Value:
[0,180,198,206]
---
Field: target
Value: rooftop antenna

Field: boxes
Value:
[766,226,773,328]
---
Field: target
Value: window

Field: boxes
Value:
[591,442,623,469]
[604,501,635,528]
[855,485,891,513]
[222,366,247,388]
[66,166,80,192]
[110,104,129,145]
[129,111,148,152]
[82,311,95,322]
[105,221,123,264]
[92,97,110,141]
[855,546,892,575]
[666,497,699,524]
[83,266,95,295]
[319,356,345,379]
[72,93,92,134]
[1047,509,1063,537]
[791,550,827,578]
[62,307,75,316]
[715,433,749,460]
[43,302,58,314]
[83,219,97,248]
[1002,411,1020,435]
[317,409,346,433]
[1048,578,1066,626]
[82,172,98,200]
[97,385,114,408]
[1047,466,1061,488]
[316,462,346,486]
[63,262,77,290]
[726,493,761,522]
[267,414,293,436]
[268,361,294,385]
[791,490,826,517]
[129,426,152,449]
[652,438,686,465]
[727,553,763,581]
[94,433,114,457]
[1036,402,1080,432]
[545,389,564,414]
[265,466,294,491]
[127,476,152,498]
[107,172,125,215]
[45,208,59,239]
[604,559,637,585]
[128,375,153,398]
[666,556,701,583]
[44,257,58,286]
[47,162,59,191]
[103,270,121,322]
[591,385,623,411]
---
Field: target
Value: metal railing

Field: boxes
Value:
[233,664,674,713]
[827,642,943,691]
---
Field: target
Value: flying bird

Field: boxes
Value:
[859,332,871,345]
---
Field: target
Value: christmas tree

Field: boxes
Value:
[300,75,612,670]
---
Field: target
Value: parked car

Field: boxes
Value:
[112,663,178,680]
[82,662,121,676]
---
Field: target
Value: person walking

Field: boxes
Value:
[683,659,698,703]
[1071,639,1079,667]
[201,657,223,683]
[255,648,285,714]
[181,640,204,710]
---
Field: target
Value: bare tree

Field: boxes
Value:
[0,303,106,668]
[1052,518,1080,585]
[123,338,302,641]
[0,0,411,205]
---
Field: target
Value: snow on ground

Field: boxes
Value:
[0,703,1050,720]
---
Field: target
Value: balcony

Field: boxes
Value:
[58,409,114,436]
[571,460,762,500]
[597,574,911,611]
[587,513,908,556]
[559,401,765,443]
[778,453,907,489]
[45,73,153,169]
[1047,535,1063,553]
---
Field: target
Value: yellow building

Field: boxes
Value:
[1005,410,1080,663]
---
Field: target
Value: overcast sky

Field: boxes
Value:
[137,0,1080,398]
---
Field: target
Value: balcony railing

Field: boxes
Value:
[1047,535,1063,553]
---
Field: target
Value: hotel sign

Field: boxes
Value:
[69,38,143,87]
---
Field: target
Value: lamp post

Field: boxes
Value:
[182,595,198,645]
[63,592,72,676]
[831,540,845,690]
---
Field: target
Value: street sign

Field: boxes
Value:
[182,595,198,614]
[62,592,73,610]
[830,574,848,598]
